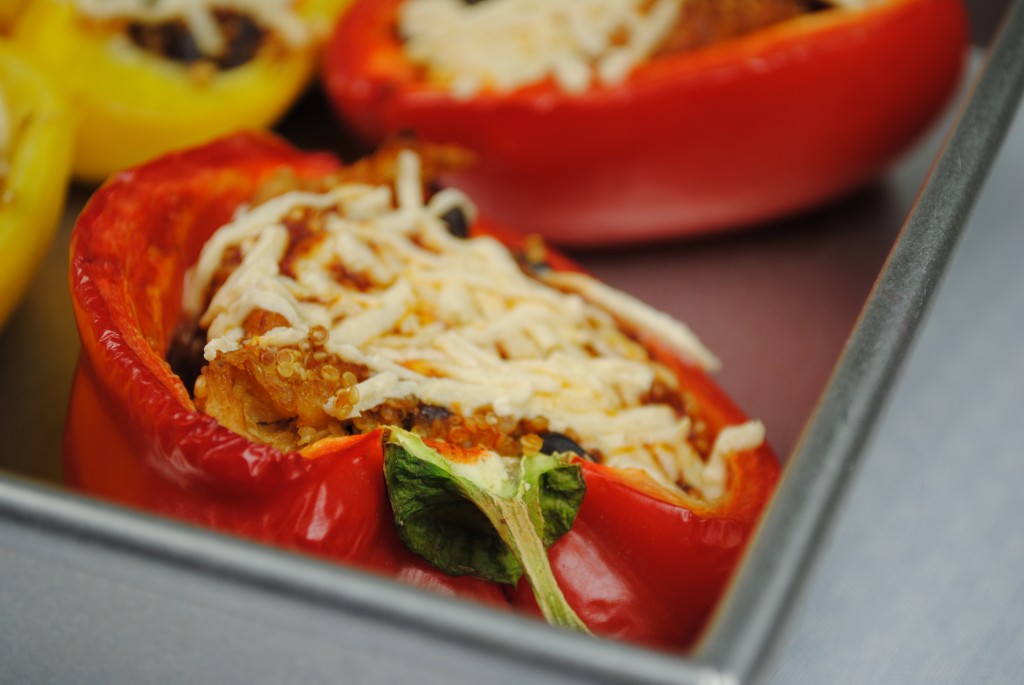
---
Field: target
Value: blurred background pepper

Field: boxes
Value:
[10,0,350,182]
[0,40,73,330]
[323,0,968,244]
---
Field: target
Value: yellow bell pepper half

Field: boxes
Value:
[11,0,339,183]
[0,40,73,330]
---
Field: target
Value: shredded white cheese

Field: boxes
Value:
[541,270,720,371]
[399,0,686,97]
[184,150,763,497]
[399,0,882,97]
[69,0,310,55]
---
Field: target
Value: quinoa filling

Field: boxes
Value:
[177,144,765,500]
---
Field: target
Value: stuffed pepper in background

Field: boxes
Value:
[10,0,350,183]
[0,40,72,330]
[323,0,968,245]
[66,132,779,651]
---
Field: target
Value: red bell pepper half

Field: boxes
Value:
[65,132,779,652]
[322,0,968,245]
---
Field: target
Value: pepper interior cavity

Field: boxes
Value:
[180,144,764,500]
[398,0,881,97]
[70,0,310,69]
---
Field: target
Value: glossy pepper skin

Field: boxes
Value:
[65,132,779,651]
[10,0,349,183]
[322,0,968,245]
[0,40,73,329]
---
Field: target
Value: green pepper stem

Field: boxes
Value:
[485,497,591,633]
[383,429,589,634]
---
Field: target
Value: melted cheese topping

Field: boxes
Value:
[70,0,309,54]
[184,150,763,497]
[399,0,883,98]
[399,0,685,97]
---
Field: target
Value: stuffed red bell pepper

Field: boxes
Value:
[66,132,779,651]
[322,0,968,245]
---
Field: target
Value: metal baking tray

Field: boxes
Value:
[2,2,1022,682]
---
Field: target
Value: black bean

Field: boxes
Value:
[218,13,265,69]
[127,11,265,71]
[440,207,470,238]
[420,404,452,422]
[165,322,208,398]
[128,20,202,64]
[540,432,592,461]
